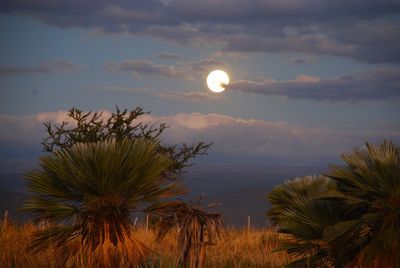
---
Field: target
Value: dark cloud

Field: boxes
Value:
[3,0,396,25]
[1,0,399,63]
[223,33,354,57]
[229,69,400,101]
[104,58,225,79]
[104,59,188,79]
[328,21,400,63]
[164,0,400,22]
[156,52,188,60]
[0,60,84,77]
[291,57,311,64]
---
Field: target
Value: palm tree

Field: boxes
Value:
[150,198,222,268]
[325,141,400,267]
[267,141,400,267]
[267,175,350,267]
[21,138,186,267]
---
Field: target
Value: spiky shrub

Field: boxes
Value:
[151,200,223,268]
[325,141,400,267]
[21,138,185,267]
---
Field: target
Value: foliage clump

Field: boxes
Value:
[42,107,211,177]
[267,141,400,267]
[23,139,186,266]
[22,106,213,266]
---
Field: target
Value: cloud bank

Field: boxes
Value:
[229,68,400,101]
[1,0,399,63]
[1,111,398,163]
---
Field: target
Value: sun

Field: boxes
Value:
[207,70,230,93]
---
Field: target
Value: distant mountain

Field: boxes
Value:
[0,164,327,226]
[182,164,326,226]
[0,172,26,191]
[0,187,29,220]
[0,172,28,220]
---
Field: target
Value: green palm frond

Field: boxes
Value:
[325,140,400,267]
[267,175,336,225]
[268,141,399,267]
[267,175,347,266]
[21,138,186,266]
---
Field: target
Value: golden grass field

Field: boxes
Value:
[0,216,294,267]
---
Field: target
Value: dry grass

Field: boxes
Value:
[1,216,294,267]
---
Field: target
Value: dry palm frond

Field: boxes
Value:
[149,198,223,268]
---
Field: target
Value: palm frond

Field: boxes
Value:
[151,199,223,267]
[325,140,400,266]
[22,138,184,266]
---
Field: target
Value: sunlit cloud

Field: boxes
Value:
[1,111,398,163]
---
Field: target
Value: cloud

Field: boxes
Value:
[1,111,399,163]
[156,52,188,61]
[290,57,312,64]
[104,59,188,79]
[331,21,400,63]
[0,60,84,77]
[0,112,71,143]
[88,85,223,102]
[2,1,397,26]
[152,90,222,102]
[0,110,112,144]
[104,58,225,79]
[1,1,399,63]
[188,58,226,73]
[222,34,354,57]
[229,68,400,101]
[219,21,400,64]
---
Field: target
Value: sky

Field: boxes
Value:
[0,0,400,168]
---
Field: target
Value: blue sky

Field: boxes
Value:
[0,1,399,166]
